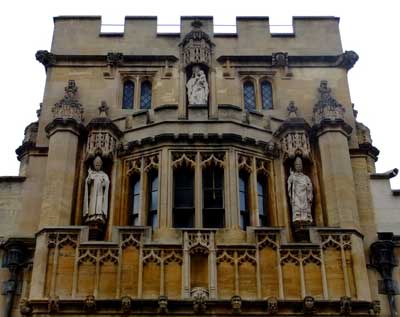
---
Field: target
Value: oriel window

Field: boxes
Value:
[203,166,225,228]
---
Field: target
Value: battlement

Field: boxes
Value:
[51,15,342,56]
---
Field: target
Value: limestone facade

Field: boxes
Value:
[0,15,398,316]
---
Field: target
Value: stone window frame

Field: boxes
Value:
[119,71,155,111]
[240,75,275,112]
[122,151,160,228]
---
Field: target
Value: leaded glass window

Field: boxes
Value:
[173,167,195,228]
[243,81,256,111]
[257,175,268,226]
[122,80,134,109]
[261,80,273,109]
[239,172,250,230]
[131,176,140,225]
[203,167,225,228]
[140,81,152,110]
[147,171,158,229]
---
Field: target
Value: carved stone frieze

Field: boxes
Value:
[180,20,213,67]
[35,50,56,69]
[312,80,346,125]
[51,80,84,123]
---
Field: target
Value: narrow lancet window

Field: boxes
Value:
[243,81,256,111]
[203,166,225,228]
[140,81,152,110]
[147,171,158,229]
[130,176,140,225]
[122,80,135,109]
[239,172,250,230]
[173,167,195,228]
[257,175,268,226]
[261,80,273,109]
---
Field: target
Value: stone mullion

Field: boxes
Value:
[223,152,230,228]
[209,67,217,119]
[159,148,169,228]
[351,234,372,301]
[116,245,123,299]
[183,232,191,298]
[49,242,60,297]
[195,153,202,228]
[134,75,140,110]
[107,159,119,237]
[250,157,259,226]
[299,252,306,298]
[255,77,262,111]
[234,251,239,295]
[340,237,351,297]
[255,247,262,298]
[178,68,186,119]
[208,233,217,299]
[137,240,144,298]
[228,150,239,228]
[160,250,165,296]
[319,247,329,299]
[94,249,100,298]
[71,244,80,298]
[277,247,284,299]
[138,157,146,226]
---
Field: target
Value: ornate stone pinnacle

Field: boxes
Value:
[287,101,298,118]
[99,101,109,117]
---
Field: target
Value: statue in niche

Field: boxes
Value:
[287,157,313,225]
[186,65,209,105]
[83,156,110,224]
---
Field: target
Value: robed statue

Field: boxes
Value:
[83,156,110,224]
[287,157,313,225]
[186,66,209,105]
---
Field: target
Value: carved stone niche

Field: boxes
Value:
[85,101,122,161]
[274,101,311,161]
[180,20,213,67]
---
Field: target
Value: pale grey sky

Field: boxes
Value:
[1,0,399,187]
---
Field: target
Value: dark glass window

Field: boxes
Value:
[131,176,140,226]
[203,167,224,228]
[257,175,268,226]
[173,167,194,228]
[147,171,158,229]
[261,81,273,110]
[243,81,256,111]
[122,80,135,109]
[140,81,152,110]
[239,172,250,230]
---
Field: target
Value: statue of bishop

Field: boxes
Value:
[287,157,313,225]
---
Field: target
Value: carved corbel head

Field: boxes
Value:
[158,295,169,314]
[84,295,96,312]
[20,298,33,316]
[339,296,352,315]
[303,296,315,315]
[48,296,60,313]
[231,295,242,314]
[266,297,278,315]
[121,296,132,313]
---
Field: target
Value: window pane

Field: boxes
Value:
[261,81,273,109]
[203,209,225,228]
[243,81,256,111]
[140,81,152,109]
[173,208,194,228]
[148,173,158,228]
[132,214,139,226]
[174,168,194,208]
[133,194,140,215]
[122,80,134,109]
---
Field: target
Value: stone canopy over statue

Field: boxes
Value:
[83,156,110,225]
[287,157,313,225]
[186,65,209,105]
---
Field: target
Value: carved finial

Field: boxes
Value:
[287,101,298,118]
[99,101,109,117]
[191,20,203,29]
[313,80,345,124]
[51,80,83,122]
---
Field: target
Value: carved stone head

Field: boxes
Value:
[231,295,242,314]
[121,296,132,313]
[158,295,168,314]
[370,300,380,316]
[266,297,278,314]
[48,296,59,313]
[191,287,208,313]
[294,156,303,173]
[84,295,96,312]
[20,298,32,316]
[93,156,103,171]
[303,296,315,314]
[340,296,352,315]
